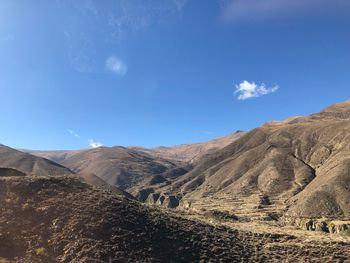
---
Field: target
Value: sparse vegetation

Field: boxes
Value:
[0,176,349,262]
[21,203,30,210]
[35,247,47,257]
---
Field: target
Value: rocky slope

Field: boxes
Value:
[148,100,350,228]
[0,145,72,177]
[0,176,349,263]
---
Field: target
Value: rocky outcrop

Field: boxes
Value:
[283,217,350,234]
[144,192,180,209]
[145,193,160,204]
[135,188,155,202]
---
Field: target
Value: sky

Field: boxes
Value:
[0,0,350,150]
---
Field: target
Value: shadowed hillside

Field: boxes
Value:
[0,176,349,263]
[0,145,72,177]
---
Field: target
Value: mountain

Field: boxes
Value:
[0,145,72,176]
[59,146,190,195]
[25,132,245,165]
[24,132,245,196]
[23,149,83,164]
[0,145,134,199]
[0,176,348,262]
[76,172,135,199]
[148,100,350,230]
[131,131,246,163]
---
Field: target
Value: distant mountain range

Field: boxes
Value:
[23,132,245,195]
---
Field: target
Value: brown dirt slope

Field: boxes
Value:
[22,149,83,164]
[60,146,189,193]
[0,145,72,176]
[131,131,246,163]
[0,176,349,263]
[76,172,135,199]
[159,100,350,220]
[23,132,245,195]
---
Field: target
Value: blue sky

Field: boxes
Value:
[0,0,350,150]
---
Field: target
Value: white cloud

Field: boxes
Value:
[88,139,103,148]
[235,80,278,100]
[68,129,80,138]
[105,56,128,76]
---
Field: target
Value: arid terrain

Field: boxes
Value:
[0,176,349,263]
[1,101,350,262]
[2,0,349,261]
[145,100,350,233]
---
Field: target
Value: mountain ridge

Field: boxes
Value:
[143,100,350,229]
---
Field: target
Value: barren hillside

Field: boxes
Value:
[24,132,245,196]
[146,100,350,231]
[59,146,190,195]
[132,131,246,163]
[0,145,72,176]
[23,149,83,164]
[0,176,348,262]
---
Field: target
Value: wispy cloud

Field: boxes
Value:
[219,0,350,22]
[64,31,96,73]
[68,129,80,138]
[88,139,103,148]
[235,80,278,100]
[82,0,98,16]
[60,1,189,72]
[107,0,190,41]
[67,129,103,148]
[173,0,190,13]
[105,56,128,76]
